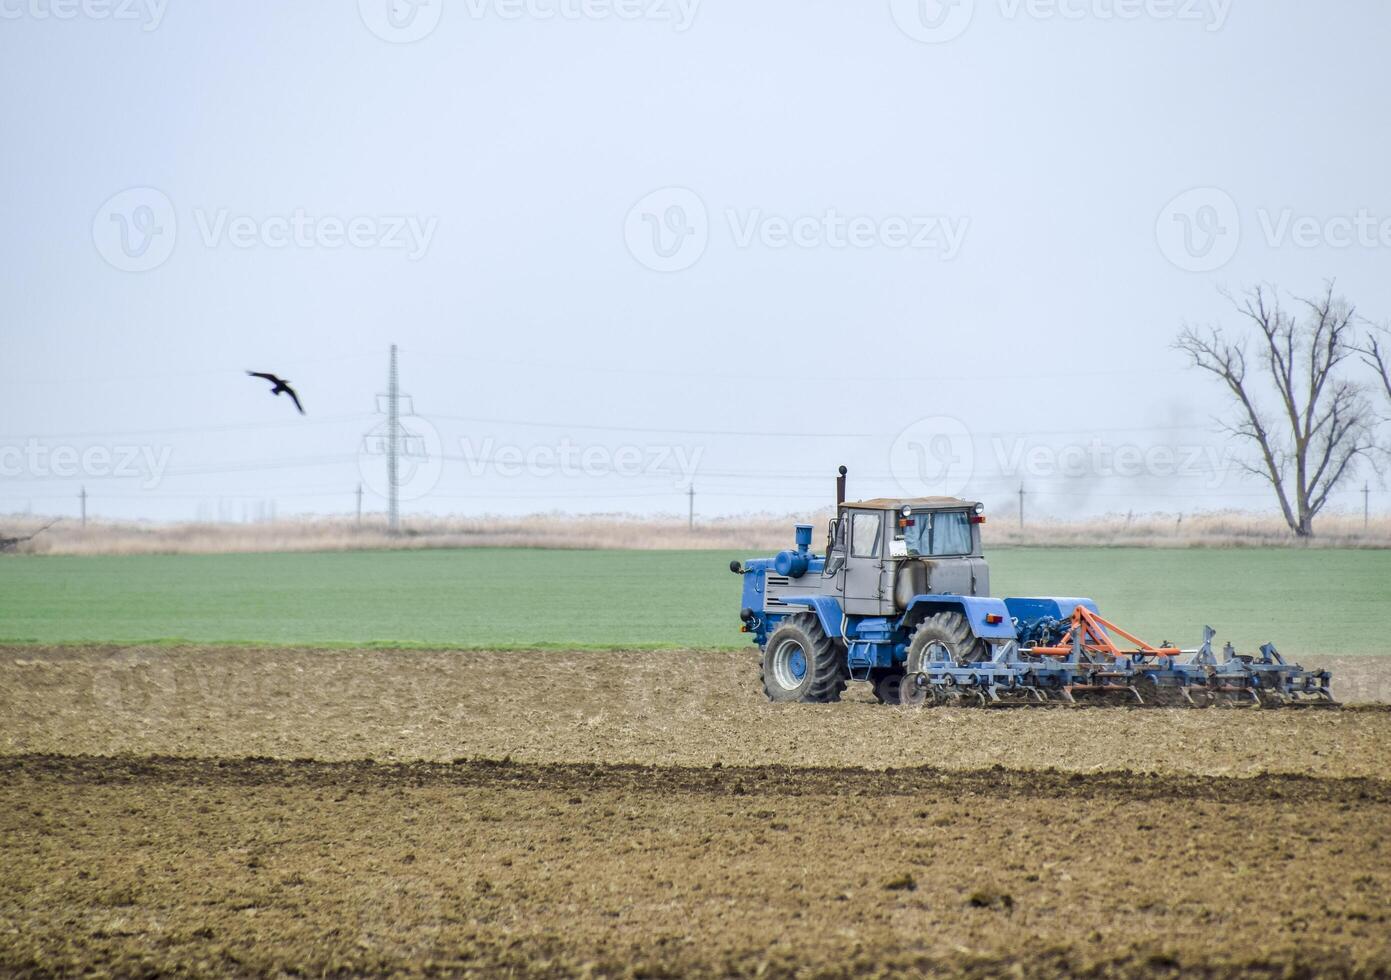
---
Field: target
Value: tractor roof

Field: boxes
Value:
[842,496,978,511]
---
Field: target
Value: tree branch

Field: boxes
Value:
[1177,285,1371,537]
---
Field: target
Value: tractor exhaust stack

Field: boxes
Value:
[836,465,847,508]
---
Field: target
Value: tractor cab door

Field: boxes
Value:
[840,509,893,616]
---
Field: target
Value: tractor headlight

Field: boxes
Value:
[973,502,985,515]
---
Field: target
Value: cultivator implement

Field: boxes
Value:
[903,607,1336,709]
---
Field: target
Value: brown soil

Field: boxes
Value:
[2,755,1388,978]
[3,648,1389,977]
[2,647,1388,777]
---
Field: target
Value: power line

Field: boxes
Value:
[0,413,372,442]
[429,412,1218,440]
[403,347,1190,386]
[0,351,381,388]
[4,409,1219,444]
[0,487,356,501]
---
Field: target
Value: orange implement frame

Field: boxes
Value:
[1029,606,1182,659]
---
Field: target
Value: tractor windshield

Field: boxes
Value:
[902,511,972,557]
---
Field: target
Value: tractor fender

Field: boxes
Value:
[776,596,845,640]
[1002,597,1099,624]
[902,595,1017,641]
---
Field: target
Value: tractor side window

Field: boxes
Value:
[850,513,882,558]
[930,511,972,556]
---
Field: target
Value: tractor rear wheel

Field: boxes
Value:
[761,614,848,703]
[904,612,989,677]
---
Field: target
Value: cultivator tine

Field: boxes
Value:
[1217,685,1258,708]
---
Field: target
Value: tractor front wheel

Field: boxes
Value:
[761,614,848,703]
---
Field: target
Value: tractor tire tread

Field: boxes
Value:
[760,613,848,703]
[904,611,989,674]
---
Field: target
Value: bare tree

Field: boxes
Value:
[1358,324,1391,472]
[1361,325,1391,406]
[1175,283,1373,538]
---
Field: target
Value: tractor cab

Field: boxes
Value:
[825,497,989,617]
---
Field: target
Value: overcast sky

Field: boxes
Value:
[2,0,1388,523]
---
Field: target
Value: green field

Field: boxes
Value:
[0,548,1386,656]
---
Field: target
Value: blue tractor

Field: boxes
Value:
[730,467,1334,707]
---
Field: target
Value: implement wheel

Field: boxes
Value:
[761,614,848,703]
[871,670,908,705]
[899,673,928,707]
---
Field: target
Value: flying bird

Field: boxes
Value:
[246,371,305,414]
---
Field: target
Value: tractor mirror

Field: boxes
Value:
[823,518,847,576]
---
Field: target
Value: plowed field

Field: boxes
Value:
[2,647,1388,977]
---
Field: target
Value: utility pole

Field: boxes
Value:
[687,485,695,531]
[365,345,424,532]
[387,344,400,534]
[1017,484,1024,529]
[356,483,364,526]
[1365,482,1371,529]
[79,486,87,528]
